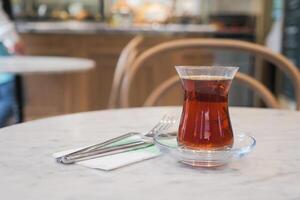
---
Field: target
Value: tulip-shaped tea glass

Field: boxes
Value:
[153,66,256,167]
[175,66,238,151]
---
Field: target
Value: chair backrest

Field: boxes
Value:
[120,38,300,110]
[107,35,143,108]
[143,72,280,108]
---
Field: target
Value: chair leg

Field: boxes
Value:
[15,75,24,123]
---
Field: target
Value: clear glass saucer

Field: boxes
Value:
[153,131,256,167]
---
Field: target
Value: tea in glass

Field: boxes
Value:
[175,66,238,150]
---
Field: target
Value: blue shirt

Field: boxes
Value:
[0,42,13,85]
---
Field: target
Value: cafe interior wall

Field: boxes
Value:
[12,0,274,118]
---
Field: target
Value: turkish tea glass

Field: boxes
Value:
[175,66,238,151]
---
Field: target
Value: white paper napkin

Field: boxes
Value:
[52,136,161,171]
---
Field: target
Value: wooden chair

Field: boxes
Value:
[107,35,143,108]
[120,38,300,110]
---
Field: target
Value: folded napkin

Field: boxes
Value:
[52,135,161,171]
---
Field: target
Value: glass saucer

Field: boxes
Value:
[153,131,256,167]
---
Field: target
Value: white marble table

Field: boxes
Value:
[0,56,95,74]
[0,107,300,200]
[0,56,95,121]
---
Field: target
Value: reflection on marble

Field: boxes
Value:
[0,107,300,200]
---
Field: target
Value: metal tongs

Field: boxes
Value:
[56,115,176,164]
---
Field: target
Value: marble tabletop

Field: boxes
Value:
[0,56,95,74]
[0,107,300,200]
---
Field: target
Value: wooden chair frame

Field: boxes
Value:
[120,38,300,110]
[107,35,143,108]
[144,73,280,108]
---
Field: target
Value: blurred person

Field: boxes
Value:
[0,0,24,127]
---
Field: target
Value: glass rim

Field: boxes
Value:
[175,66,239,70]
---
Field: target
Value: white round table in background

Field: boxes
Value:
[0,56,95,122]
[0,56,95,74]
[0,107,300,200]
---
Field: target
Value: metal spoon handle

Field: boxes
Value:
[57,141,153,164]
[60,132,140,159]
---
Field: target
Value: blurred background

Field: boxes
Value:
[0,0,298,122]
